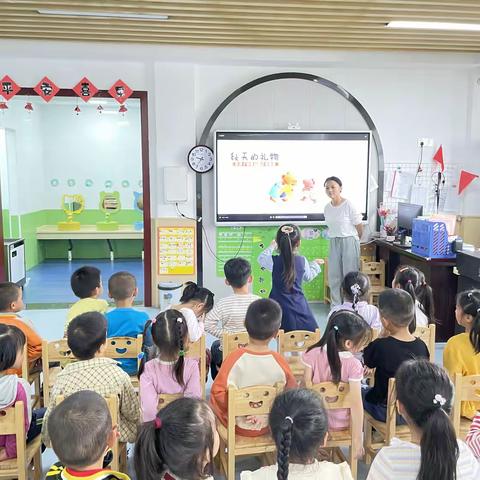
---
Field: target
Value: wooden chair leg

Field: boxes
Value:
[349,447,358,480]
[227,446,235,480]
[33,448,42,480]
[364,420,374,465]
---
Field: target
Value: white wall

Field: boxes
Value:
[0,39,479,294]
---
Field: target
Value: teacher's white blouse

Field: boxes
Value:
[324,199,362,238]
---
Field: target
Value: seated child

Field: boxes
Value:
[210,298,296,436]
[241,388,354,479]
[367,359,479,479]
[205,257,259,379]
[171,282,214,343]
[362,289,429,423]
[139,310,202,422]
[0,324,45,461]
[106,271,151,375]
[466,411,480,460]
[0,282,42,375]
[303,310,371,459]
[135,397,218,480]
[328,271,382,330]
[65,266,109,334]
[443,289,480,419]
[46,390,130,480]
[392,265,434,330]
[43,312,140,445]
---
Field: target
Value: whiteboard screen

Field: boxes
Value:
[215,131,370,225]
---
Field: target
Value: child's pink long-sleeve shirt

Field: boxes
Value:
[139,357,202,422]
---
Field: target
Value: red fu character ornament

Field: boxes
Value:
[108,79,132,104]
[34,77,60,102]
[73,77,98,102]
[0,76,21,101]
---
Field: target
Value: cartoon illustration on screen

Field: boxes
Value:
[269,172,298,202]
[300,178,318,203]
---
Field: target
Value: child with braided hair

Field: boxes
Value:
[258,224,324,332]
[443,289,480,419]
[328,271,381,330]
[139,310,201,422]
[240,388,353,479]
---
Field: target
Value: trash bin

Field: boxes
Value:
[157,282,183,311]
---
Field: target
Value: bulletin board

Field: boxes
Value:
[151,217,197,307]
[215,226,329,301]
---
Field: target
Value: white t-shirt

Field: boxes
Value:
[415,301,429,327]
[324,199,362,238]
[367,437,479,480]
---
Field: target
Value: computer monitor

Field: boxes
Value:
[397,202,423,236]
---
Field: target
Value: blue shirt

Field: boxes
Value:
[106,308,152,375]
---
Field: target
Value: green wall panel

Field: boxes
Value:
[216,226,329,301]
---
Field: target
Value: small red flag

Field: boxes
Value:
[433,145,444,172]
[458,170,479,195]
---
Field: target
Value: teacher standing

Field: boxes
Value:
[323,176,363,306]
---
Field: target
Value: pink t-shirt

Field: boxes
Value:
[302,347,363,430]
[139,357,201,422]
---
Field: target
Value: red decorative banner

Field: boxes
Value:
[34,76,60,102]
[433,145,444,172]
[458,170,479,195]
[73,77,98,102]
[0,75,21,101]
[108,79,132,104]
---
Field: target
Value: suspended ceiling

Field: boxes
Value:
[1,1,480,52]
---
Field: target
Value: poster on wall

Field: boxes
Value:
[157,226,195,275]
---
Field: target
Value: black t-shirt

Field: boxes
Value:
[363,336,430,405]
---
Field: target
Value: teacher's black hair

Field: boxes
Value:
[324,176,342,187]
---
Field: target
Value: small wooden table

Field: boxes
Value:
[375,239,457,342]
[36,225,144,261]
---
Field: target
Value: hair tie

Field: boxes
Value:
[333,325,339,332]
[468,292,473,299]
[137,352,145,360]
[176,318,183,324]
[407,279,413,285]
[477,308,480,313]
[433,394,446,408]
[350,283,362,296]
[154,417,162,429]
[285,416,294,424]
[281,225,294,235]
[178,350,185,357]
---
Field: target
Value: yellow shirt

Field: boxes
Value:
[65,298,109,333]
[443,332,480,419]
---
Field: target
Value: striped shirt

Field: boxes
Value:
[366,438,480,479]
[466,412,480,460]
[205,293,260,341]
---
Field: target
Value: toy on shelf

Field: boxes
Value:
[133,191,143,231]
[58,194,84,231]
[96,191,121,231]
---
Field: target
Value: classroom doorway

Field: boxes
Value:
[0,90,151,307]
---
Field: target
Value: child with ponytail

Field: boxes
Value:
[139,310,201,422]
[367,359,479,479]
[443,289,480,419]
[328,271,382,330]
[258,224,324,332]
[241,388,353,479]
[303,310,371,459]
[392,265,434,331]
[134,397,219,480]
[171,282,214,343]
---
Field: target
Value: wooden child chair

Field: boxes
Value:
[42,338,77,406]
[308,381,359,479]
[216,383,283,480]
[21,343,42,408]
[222,331,250,360]
[186,335,207,398]
[452,373,480,440]
[104,335,143,388]
[157,393,182,410]
[0,401,42,480]
[277,329,321,380]
[360,260,387,305]
[413,324,436,362]
[363,378,411,464]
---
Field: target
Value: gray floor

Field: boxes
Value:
[25,303,445,480]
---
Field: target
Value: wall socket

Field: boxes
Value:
[417,138,434,147]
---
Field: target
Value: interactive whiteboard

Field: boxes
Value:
[215,131,371,225]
